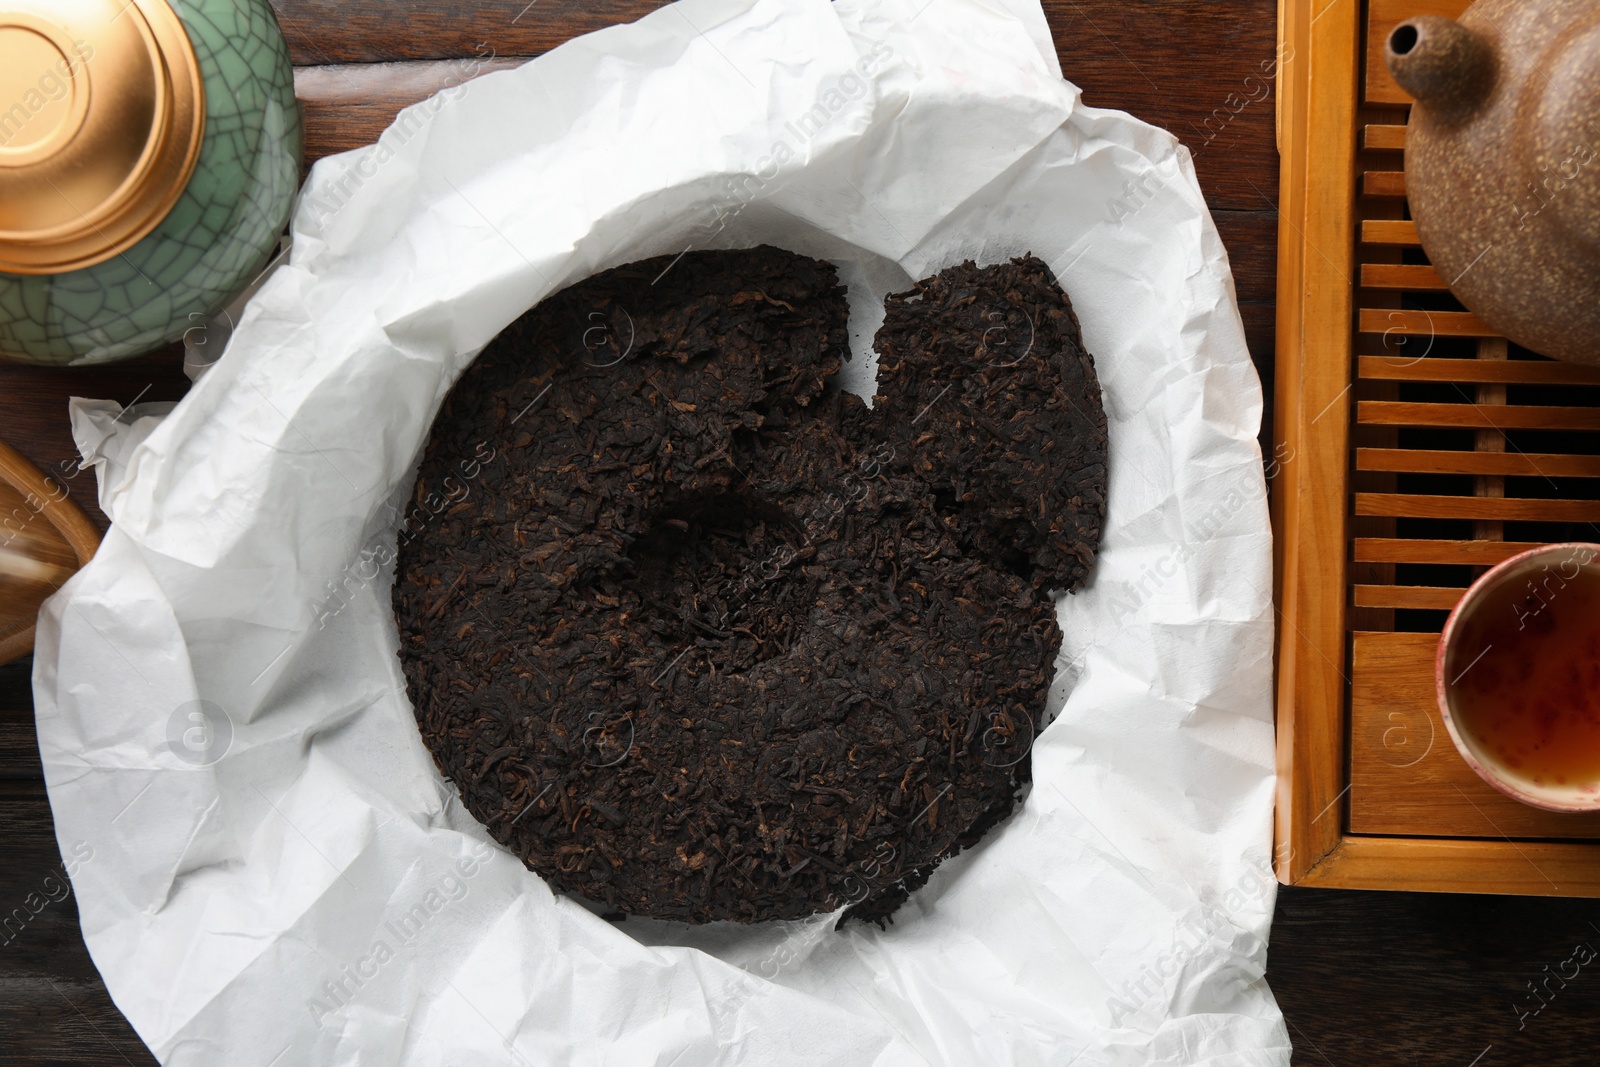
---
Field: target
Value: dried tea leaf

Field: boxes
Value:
[394,247,1108,925]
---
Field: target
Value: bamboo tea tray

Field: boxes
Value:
[1273,0,1600,895]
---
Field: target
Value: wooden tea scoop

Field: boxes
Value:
[0,439,100,664]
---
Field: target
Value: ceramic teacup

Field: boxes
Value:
[1436,543,1600,812]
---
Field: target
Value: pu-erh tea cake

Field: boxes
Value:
[393,246,1107,924]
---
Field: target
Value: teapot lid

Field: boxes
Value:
[0,0,205,274]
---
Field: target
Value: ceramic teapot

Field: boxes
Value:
[0,0,300,366]
[1385,0,1600,364]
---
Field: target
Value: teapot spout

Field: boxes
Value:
[1386,15,1497,123]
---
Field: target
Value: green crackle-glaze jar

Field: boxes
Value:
[0,0,301,366]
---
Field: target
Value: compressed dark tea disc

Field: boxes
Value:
[394,246,1107,924]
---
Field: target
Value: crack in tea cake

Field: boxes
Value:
[393,246,1107,924]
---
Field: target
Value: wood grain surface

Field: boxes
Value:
[11,626,1600,1067]
[0,439,100,664]
[279,0,1282,374]
[1349,632,1600,840]
[10,636,1600,1066]
[1270,0,1358,890]
[0,353,193,532]
[1269,885,1600,1067]
[1,661,157,1066]
[9,0,1577,1065]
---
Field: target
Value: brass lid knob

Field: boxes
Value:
[0,0,205,274]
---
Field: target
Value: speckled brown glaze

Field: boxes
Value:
[1386,1,1600,364]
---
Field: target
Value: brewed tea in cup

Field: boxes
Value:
[1437,543,1600,812]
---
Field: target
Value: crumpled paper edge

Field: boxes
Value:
[34,0,1289,1063]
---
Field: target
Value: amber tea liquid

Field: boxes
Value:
[1447,557,1600,788]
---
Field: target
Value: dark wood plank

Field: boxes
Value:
[0,976,158,1067]
[0,720,43,780]
[0,661,39,795]
[294,56,527,176]
[1044,0,1280,215]
[270,0,672,66]
[1213,208,1277,377]
[0,659,32,713]
[8,729,1553,1063]
[294,62,1280,374]
[292,61,1277,379]
[1270,886,1600,1066]
[291,61,1280,274]
[1011,0,1284,220]
[0,654,39,768]
[0,779,60,846]
[0,759,156,1065]
[272,0,1280,214]
[0,350,192,533]
[0,859,100,982]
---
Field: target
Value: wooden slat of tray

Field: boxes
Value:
[1356,309,1493,337]
[1352,538,1545,565]
[1362,123,1407,150]
[1357,356,1600,384]
[1349,632,1600,838]
[1364,0,1468,104]
[1356,401,1600,431]
[1355,494,1600,522]
[1357,448,1600,477]
[1361,170,1406,197]
[1359,263,1446,290]
[1360,219,1419,245]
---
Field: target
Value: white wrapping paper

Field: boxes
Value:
[34,0,1289,1062]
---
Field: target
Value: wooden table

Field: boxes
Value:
[1,2,1596,1064]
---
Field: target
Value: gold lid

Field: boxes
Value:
[0,0,205,274]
